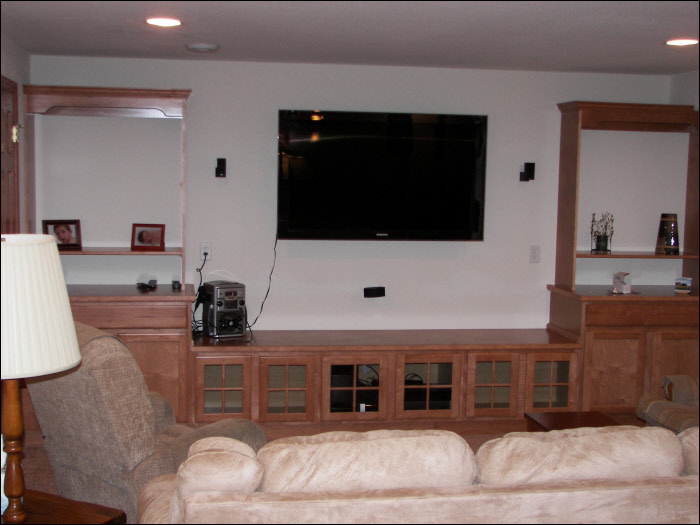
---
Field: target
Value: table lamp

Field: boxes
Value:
[1,235,82,523]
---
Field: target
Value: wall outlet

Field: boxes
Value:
[529,245,540,264]
[200,242,212,261]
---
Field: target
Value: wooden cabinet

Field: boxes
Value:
[548,285,699,411]
[68,284,196,422]
[190,329,581,434]
[548,101,699,412]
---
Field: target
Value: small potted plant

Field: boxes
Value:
[590,212,614,254]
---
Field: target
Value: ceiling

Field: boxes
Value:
[1,1,698,75]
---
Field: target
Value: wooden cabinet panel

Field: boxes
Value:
[582,330,645,411]
[645,329,700,396]
[71,303,188,330]
[586,303,699,327]
[115,331,189,422]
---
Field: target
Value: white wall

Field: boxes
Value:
[26,55,693,330]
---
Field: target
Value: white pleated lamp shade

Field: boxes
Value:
[1,234,81,379]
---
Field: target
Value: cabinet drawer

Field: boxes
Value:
[586,303,699,327]
[71,303,189,329]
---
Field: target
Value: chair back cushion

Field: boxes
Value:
[257,429,475,493]
[27,322,156,476]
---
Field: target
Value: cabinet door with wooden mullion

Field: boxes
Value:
[466,352,520,417]
[322,355,389,421]
[195,356,252,422]
[525,352,578,412]
[259,356,315,422]
[395,354,460,419]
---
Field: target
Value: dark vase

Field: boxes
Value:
[655,213,680,255]
[591,234,610,254]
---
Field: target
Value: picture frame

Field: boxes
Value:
[43,219,82,250]
[131,223,165,251]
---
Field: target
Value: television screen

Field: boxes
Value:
[277,109,487,241]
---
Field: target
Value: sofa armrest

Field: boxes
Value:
[148,392,176,433]
[162,419,267,468]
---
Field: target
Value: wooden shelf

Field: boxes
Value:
[576,251,698,259]
[59,247,183,256]
[548,284,698,300]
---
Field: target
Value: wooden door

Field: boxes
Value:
[1,75,20,233]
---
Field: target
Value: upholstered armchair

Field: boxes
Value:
[26,322,267,523]
[636,375,699,433]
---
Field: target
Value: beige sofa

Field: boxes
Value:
[139,426,699,524]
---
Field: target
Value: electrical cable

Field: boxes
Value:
[191,252,208,338]
[249,234,278,328]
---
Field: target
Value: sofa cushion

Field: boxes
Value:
[257,429,475,493]
[678,426,699,475]
[176,437,263,497]
[476,426,683,485]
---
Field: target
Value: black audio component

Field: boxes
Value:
[364,286,385,298]
[201,280,246,337]
[216,158,226,178]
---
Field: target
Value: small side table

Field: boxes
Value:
[524,411,621,432]
[8,490,126,524]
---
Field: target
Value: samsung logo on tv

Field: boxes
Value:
[376,233,389,237]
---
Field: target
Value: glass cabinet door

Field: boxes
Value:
[526,353,577,411]
[260,357,315,422]
[196,356,251,421]
[396,355,459,418]
[323,356,388,421]
[467,353,519,417]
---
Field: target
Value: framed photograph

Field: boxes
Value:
[131,223,165,251]
[43,219,82,250]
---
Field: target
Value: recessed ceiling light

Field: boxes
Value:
[186,43,220,53]
[146,18,182,27]
[666,39,698,46]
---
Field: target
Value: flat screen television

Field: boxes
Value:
[277,109,487,241]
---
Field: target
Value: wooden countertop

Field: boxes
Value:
[547,284,698,301]
[68,284,196,302]
[193,328,581,351]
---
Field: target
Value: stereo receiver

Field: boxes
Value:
[201,280,246,338]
